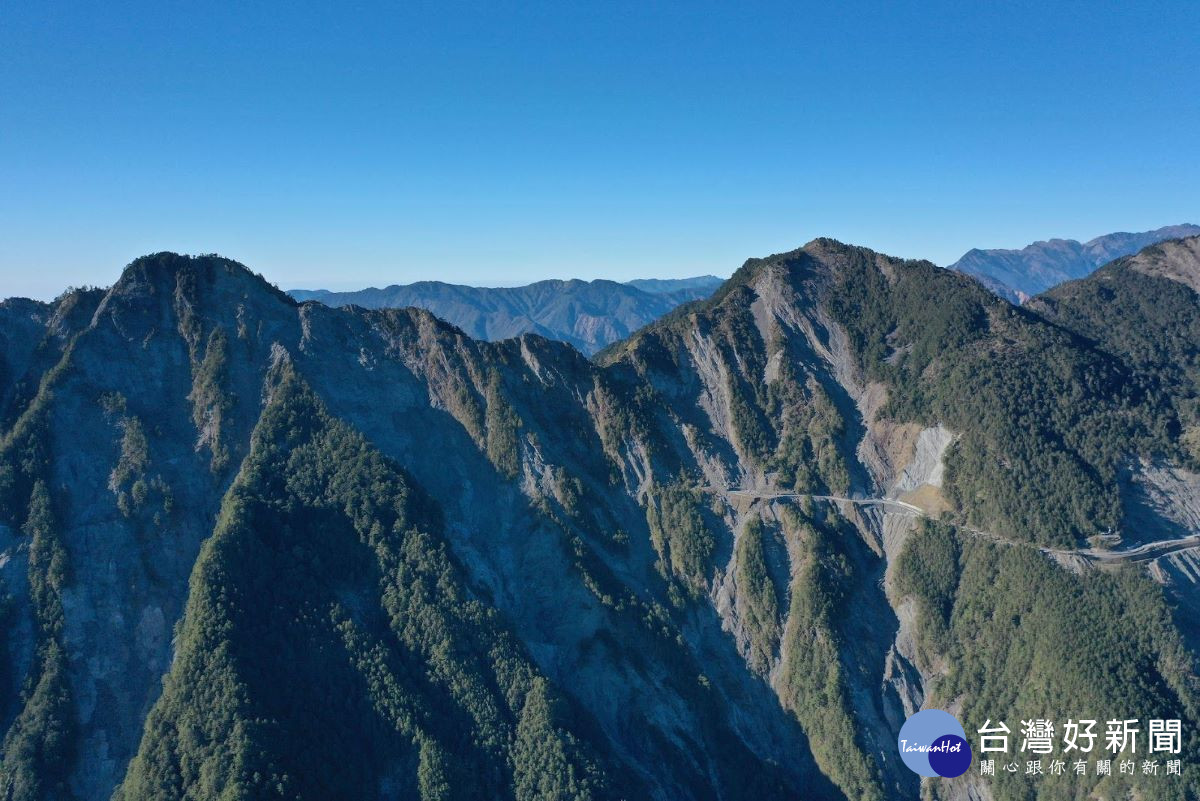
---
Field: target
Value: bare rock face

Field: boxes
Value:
[1124,236,1200,294]
[1126,460,1200,540]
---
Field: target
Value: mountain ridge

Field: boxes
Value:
[949,223,1200,302]
[2,241,1199,800]
[287,276,724,355]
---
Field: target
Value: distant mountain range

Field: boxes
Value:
[288,276,724,355]
[287,226,1200,357]
[948,223,1200,302]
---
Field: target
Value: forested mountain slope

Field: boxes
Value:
[1029,236,1200,465]
[1,241,1198,801]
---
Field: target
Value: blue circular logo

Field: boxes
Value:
[897,709,972,778]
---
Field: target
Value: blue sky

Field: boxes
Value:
[2,1,1197,298]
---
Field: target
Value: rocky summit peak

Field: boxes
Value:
[111,251,294,307]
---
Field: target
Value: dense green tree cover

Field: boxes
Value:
[0,344,77,801]
[115,366,611,801]
[776,507,885,801]
[765,352,851,495]
[513,679,598,801]
[485,368,522,479]
[1033,256,1200,467]
[0,342,72,521]
[0,481,75,801]
[893,520,959,663]
[645,481,716,598]
[897,522,1200,801]
[733,517,780,673]
[726,373,772,461]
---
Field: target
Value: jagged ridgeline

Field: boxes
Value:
[0,240,1198,801]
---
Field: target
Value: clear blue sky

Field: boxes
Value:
[2,1,1197,299]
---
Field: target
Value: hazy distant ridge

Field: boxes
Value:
[948,223,1200,302]
[287,275,723,354]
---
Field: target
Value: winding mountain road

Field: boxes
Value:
[724,489,925,515]
[715,488,1200,566]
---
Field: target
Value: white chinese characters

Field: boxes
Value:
[974,718,1182,765]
